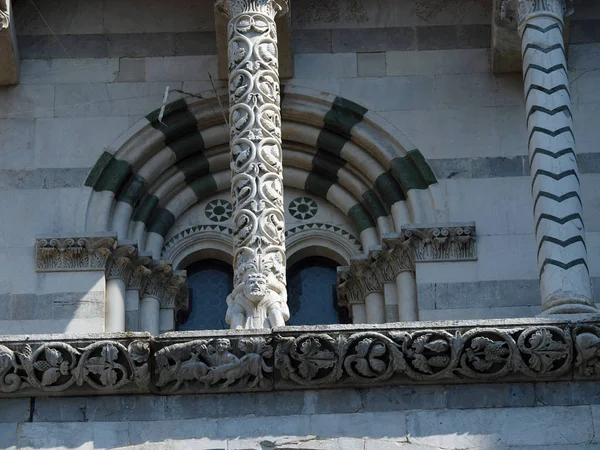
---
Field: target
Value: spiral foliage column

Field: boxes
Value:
[216,0,290,329]
[518,0,596,314]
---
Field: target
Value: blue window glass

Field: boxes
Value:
[176,260,233,331]
[286,257,350,326]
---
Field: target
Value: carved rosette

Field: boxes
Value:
[218,0,289,329]
[35,237,117,272]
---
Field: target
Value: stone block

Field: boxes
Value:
[33,397,87,422]
[457,24,492,49]
[286,78,342,96]
[103,0,214,34]
[14,0,104,35]
[339,76,434,112]
[54,82,184,118]
[18,34,110,59]
[303,389,362,414]
[357,53,386,77]
[129,418,219,445]
[407,406,593,448]
[109,33,175,58]
[446,383,535,409]
[570,20,600,44]
[419,306,540,321]
[38,272,104,295]
[582,175,600,233]
[294,53,357,79]
[145,56,218,82]
[0,423,17,450]
[0,85,54,118]
[34,117,128,168]
[387,48,490,76]
[417,26,458,50]
[309,411,407,440]
[332,27,416,53]
[218,415,310,439]
[0,399,30,423]
[256,390,305,417]
[174,32,217,56]
[164,394,221,420]
[414,1,490,26]
[20,59,119,84]
[361,386,446,412]
[0,119,35,170]
[365,440,428,450]
[10,294,52,320]
[18,422,128,450]
[292,29,332,54]
[435,73,498,108]
[574,104,600,155]
[86,395,167,421]
[570,43,600,70]
[536,382,600,407]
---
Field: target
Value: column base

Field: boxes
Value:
[540,292,599,315]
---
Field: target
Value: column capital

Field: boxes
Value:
[516,0,574,27]
[215,0,289,18]
[106,244,137,281]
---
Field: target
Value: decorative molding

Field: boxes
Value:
[401,223,477,263]
[205,199,233,223]
[35,236,117,272]
[2,318,600,397]
[163,224,234,255]
[516,0,573,26]
[286,223,362,252]
[215,0,288,18]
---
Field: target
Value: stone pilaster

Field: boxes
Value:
[518,0,597,314]
[216,0,290,329]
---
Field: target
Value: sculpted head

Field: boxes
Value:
[243,273,268,302]
[214,338,231,353]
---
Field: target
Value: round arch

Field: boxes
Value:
[84,86,440,258]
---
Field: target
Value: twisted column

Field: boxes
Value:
[518,0,597,314]
[217,0,289,329]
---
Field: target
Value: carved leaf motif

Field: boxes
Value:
[100,368,118,387]
[526,329,568,373]
[428,356,450,368]
[253,19,269,32]
[412,335,430,353]
[297,338,336,381]
[425,340,449,353]
[237,19,251,33]
[45,347,62,367]
[34,361,51,372]
[412,354,433,374]
[101,344,118,363]
[41,368,60,386]
[370,358,386,374]
[86,357,108,375]
[354,359,374,377]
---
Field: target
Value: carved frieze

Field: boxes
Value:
[35,236,117,272]
[401,224,477,262]
[0,338,150,396]
[0,0,8,30]
[2,318,599,397]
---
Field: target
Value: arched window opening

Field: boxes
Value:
[286,257,350,326]
[176,259,233,331]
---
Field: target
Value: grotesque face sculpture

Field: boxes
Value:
[244,274,268,302]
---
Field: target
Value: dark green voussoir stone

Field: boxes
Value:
[85,151,114,188]
[306,172,336,199]
[188,174,218,199]
[177,153,211,183]
[92,157,132,194]
[169,132,205,161]
[316,129,349,156]
[147,207,176,237]
[323,96,368,138]
[376,171,406,206]
[132,194,160,224]
[347,203,376,233]
[390,150,437,192]
[312,151,346,178]
[147,99,198,143]
[117,173,146,206]
[362,189,388,219]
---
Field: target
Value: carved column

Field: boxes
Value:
[217,0,289,329]
[518,0,597,314]
[140,262,173,335]
[105,245,136,332]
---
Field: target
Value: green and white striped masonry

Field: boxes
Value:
[85,86,438,258]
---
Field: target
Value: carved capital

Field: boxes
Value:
[161,271,189,310]
[399,223,477,262]
[337,267,364,307]
[106,245,137,281]
[35,236,117,272]
[127,256,153,291]
[516,0,573,27]
[216,0,288,18]
[141,261,174,302]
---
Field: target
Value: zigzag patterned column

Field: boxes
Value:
[518,0,596,314]
[217,0,290,329]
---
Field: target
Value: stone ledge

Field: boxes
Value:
[2,317,600,398]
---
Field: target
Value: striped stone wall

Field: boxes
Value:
[0,0,600,333]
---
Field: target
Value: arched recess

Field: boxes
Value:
[84,86,440,259]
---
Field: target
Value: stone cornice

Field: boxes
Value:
[1,317,600,397]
